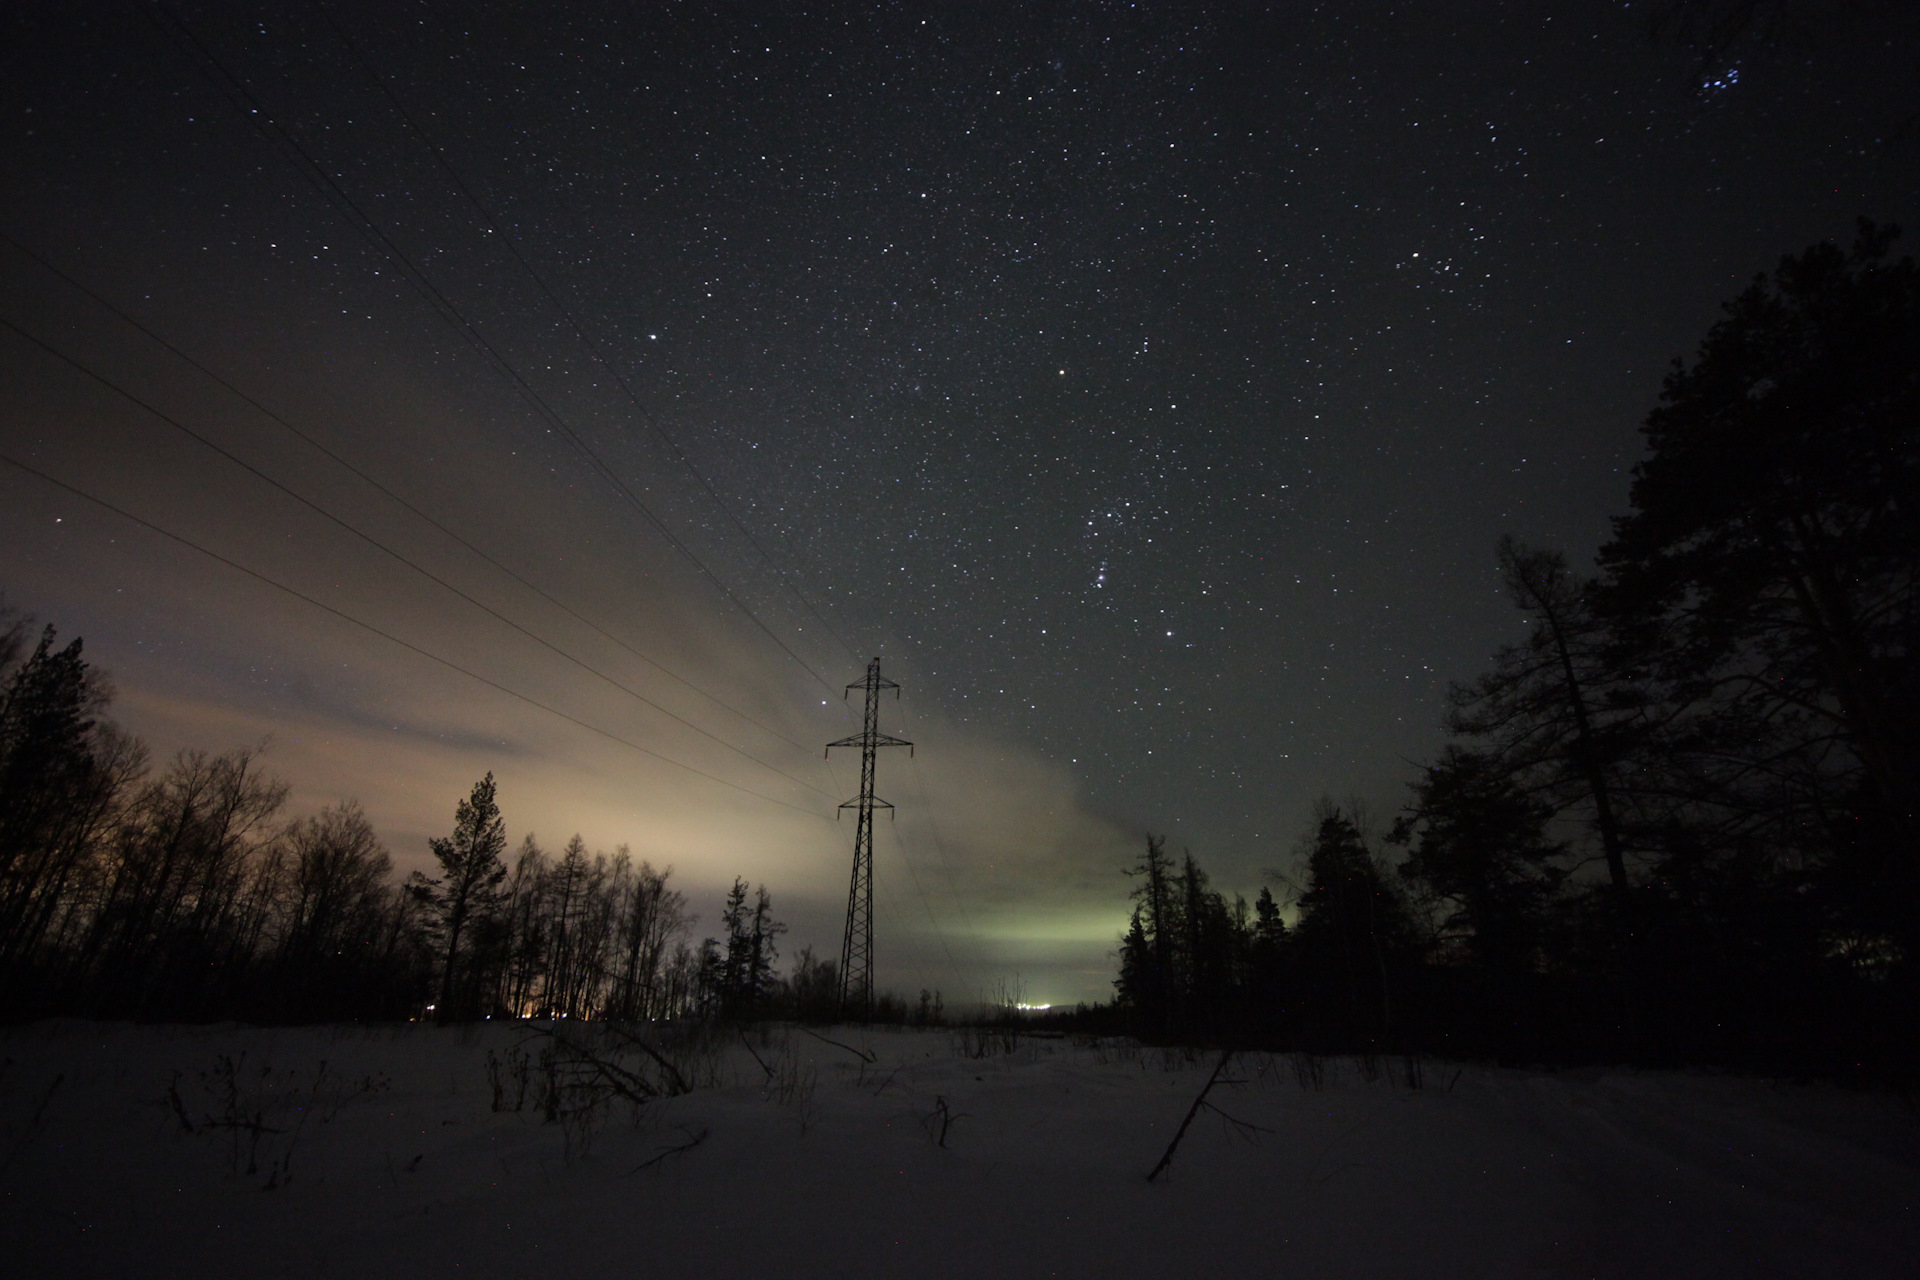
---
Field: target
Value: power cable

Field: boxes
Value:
[142,0,848,701]
[310,0,866,671]
[903,751,986,944]
[0,452,830,819]
[0,314,835,802]
[0,228,816,758]
[879,808,964,984]
[887,691,998,974]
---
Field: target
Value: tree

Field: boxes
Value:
[1114,907,1156,1015]
[606,853,687,1021]
[542,834,592,1017]
[1393,747,1566,975]
[273,801,398,1018]
[713,876,784,1018]
[496,834,548,1018]
[1290,804,1415,1047]
[413,773,508,1021]
[1247,885,1290,1030]
[81,746,288,1015]
[1115,834,1180,1033]
[1599,220,1920,940]
[744,883,785,1012]
[788,945,839,1022]
[0,624,142,984]
[1449,539,1645,907]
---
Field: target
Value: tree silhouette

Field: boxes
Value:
[1292,805,1414,1047]
[1448,539,1645,907]
[413,773,508,1021]
[1115,834,1180,1034]
[1393,747,1566,975]
[1600,220,1920,950]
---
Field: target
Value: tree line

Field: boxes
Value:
[0,615,881,1024]
[1114,222,1919,1077]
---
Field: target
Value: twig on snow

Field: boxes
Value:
[739,1030,776,1082]
[626,1125,709,1174]
[799,1026,876,1063]
[921,1095,967,1148]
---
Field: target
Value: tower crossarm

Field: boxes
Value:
[825,732,914,756]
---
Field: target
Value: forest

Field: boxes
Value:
[1113,223,1918,1077]
[0,627,841,1026]
[0,604,931,1028]
[0,224,1913,1079]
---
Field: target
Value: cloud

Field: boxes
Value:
[89,548,1137,1004]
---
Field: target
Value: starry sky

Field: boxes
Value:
[3,1,1916,1004]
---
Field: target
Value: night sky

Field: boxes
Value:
[3,1,1916,1004]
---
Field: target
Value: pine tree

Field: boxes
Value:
[412,773,508,1021]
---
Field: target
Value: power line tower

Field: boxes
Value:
[826,657,912,1020]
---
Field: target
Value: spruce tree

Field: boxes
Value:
[1292,805,1414,1047]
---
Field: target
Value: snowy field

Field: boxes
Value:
[1,1020,1915,1278]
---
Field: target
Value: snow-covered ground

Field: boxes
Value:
[1,1019,1914,1278]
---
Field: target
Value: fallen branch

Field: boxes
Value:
[1146,1048,1235,1183]
[598,1025,693,1096]
[166,1073,194,1133]
[739,1030,776,1082]
[199,1117,288,1135]
[799,1026,876,1064]
[0,1072,64,1176]
[577,1052,662,1106]
[1201,1099,1275,1143]
[627,1125,709,1174]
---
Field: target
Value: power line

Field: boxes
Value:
[0,228,818,759]
[0,452,831,819]
[904,754,986,946]
[0,314,835,803]
[142,0,848,701]
[893,693,992,974]
[878,809,964,985]
[309,0,866,671]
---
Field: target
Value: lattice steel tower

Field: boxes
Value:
[826,658,912,1019]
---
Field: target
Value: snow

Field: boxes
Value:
[2,1019,1915,1277]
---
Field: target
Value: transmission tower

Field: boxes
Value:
[826,657,912,1020]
